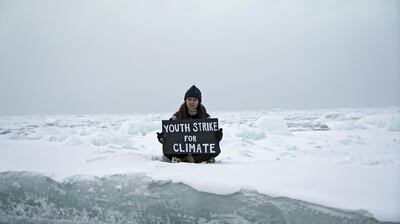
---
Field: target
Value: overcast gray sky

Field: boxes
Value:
[0,0,399,116]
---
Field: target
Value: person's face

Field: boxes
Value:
[186,97,199,110]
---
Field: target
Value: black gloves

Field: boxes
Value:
[157,132,165,144]
[216,128,223,142]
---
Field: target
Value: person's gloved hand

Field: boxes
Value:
[216,128,223,141]
[157,132,165,144]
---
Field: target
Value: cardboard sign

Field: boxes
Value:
[162,118,220,155]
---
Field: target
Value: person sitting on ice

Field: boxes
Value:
[157,85,223,163]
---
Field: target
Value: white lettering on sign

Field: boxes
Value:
[173,143,179,152]
[188,143,196,152]
[192,121,218,132]
[184,135,197,142]
[163,123,190,133]
[210,143,215,153]
[196,144,202,153]
[171,143,217,154]
[164,121,217,133]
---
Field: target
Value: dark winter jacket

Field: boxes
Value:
[170,103,210,120]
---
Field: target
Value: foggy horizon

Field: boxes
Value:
[1,0,399,116]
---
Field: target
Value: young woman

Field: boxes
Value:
[157,85,222,163]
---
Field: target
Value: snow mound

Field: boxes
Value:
[62,135,84,146]
[90,133,129,147]
[126,121,159,136]
[255,115,290,135]
[327,113,400,131]
[237,127,266,140]
[361,113,400,131]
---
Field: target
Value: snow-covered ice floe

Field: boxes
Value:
[0,107,399,223]
[0,171,386,224]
